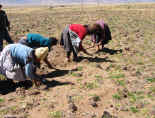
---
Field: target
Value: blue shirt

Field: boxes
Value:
[10,44,33,66]
[26,33,52,50]
[10,44,37,80]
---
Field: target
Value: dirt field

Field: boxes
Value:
[0,3,155,118]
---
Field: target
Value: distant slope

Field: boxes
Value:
[1,0,155,5]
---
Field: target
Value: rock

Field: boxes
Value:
[150,110,155,116]
[91,114,97,118]
[76,73,83,77]
[89,96,100,108]
[4,115,17,118]
[92,96,100,102]
[110,104,114,108]
[120,106,129,111]
[136,103,144,109]
[122,66,128,70]
[96,64,103,69]
[101,111,112,118]
[67,96,73,104]
[68,103,77,113]
[124,47,130,51]
[4,114,28,118]
[91,102,98,108]
[28,90,40,96]
[16,87,26,96]
[101,111,117,118]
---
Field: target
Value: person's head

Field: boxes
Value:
[0,4,2,10]
[49,37,58,46]
[86,24,102,35]
[26,47,49,67]
[35,47,49,62]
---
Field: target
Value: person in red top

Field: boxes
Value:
[60,24,101,62]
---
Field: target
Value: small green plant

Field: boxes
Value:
[130,106,139,113]
[49,111,62,118]
[109,73,125,79]
[149,87,155,93]
[95,75,103,79]
[147,77,155,83]
[77,66,83,71]
[93,95,100,101]
[85,82,99,89]
[76,78,82,83]
[70,72,82,77]
[0,98,4,103]
[141,108,149,116]
[116,80,125,86]
[128,92,137,103]
[112,94,121,100]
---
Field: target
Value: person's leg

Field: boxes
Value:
[4,29,14,44]
[72,47,78,62]
[60,33,64,46]
[0,31,4,51]
[66,51,71,62]
[0,39,3,52]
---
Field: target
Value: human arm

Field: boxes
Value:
[43,56,54,69]
[25,62,42,86]
[79,43,92,56]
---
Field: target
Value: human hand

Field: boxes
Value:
[32,79,41,87]
[8,26,10,31]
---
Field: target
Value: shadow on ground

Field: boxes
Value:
[0,80,32,95]
[42,80,74,90]
[96,48,123,55]
[78,56,114,63]
[41,68,77,78]
[0,69,77,95]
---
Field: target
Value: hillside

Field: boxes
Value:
[1,0,155,5]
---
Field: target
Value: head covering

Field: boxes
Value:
[35,47,49,61]
[96,20,105,29]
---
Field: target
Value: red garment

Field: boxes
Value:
[69,24,87,50]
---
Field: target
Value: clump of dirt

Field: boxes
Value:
[101,111,117,118]
[16,87,26,96]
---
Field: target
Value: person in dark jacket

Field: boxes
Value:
[18,33,58,69]
[0,4,14,52]
[91,20,112,51]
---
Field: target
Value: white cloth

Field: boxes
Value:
[0,45,26,81]
[69,29,81,54]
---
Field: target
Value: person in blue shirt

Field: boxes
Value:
[0,44,49,86]
[18,33,58,69]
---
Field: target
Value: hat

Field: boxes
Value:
[35,47,49,61]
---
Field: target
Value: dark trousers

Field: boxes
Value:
[67,48,77,60]
[0,28,13,51]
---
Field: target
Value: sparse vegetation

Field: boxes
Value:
[49,111,63,118]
